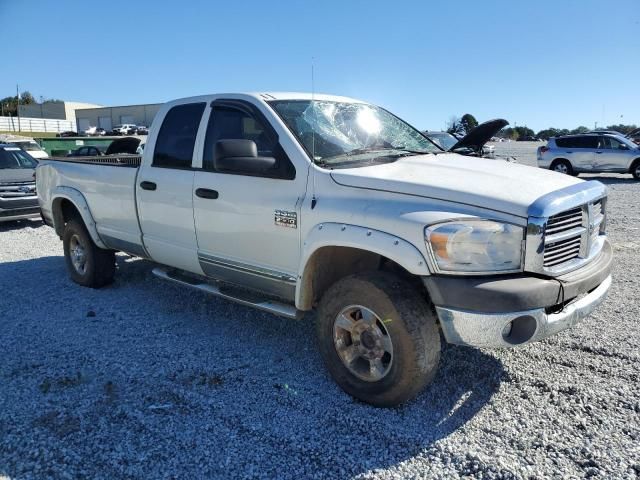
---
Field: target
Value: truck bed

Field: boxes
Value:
[37,155,145,254]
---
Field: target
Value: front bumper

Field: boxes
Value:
[424,239,612,348]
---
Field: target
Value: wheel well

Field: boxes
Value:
[629,157,640,172]
[551,158,570,166]
[52,198,83,237]
[298,246,425,310]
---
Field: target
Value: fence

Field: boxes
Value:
[0,116,75,133]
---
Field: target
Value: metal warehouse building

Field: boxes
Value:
[74,103,162,132]
[19,101,103,122]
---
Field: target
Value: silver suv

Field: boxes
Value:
[537,133,640,179]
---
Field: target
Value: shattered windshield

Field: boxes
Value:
[269,100,440,167]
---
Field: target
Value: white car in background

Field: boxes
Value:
[0,135,48,160]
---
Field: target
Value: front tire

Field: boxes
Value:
[316,272,441,407]
[631,160,640,180]
[63,219,116,288]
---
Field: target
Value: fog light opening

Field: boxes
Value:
[502,315,537,345]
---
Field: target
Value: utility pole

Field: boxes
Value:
[16,84,21,132]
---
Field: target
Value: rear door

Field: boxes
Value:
[558,136,596,172]
[191,100,303,300]
[136,101,206,273]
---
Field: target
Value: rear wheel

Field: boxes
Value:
[551,159,573,175]
[316,272,441,407]
[63,219,115,288]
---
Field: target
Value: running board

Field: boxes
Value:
[151,267,303,320]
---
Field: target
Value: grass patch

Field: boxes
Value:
[0,130,59,138]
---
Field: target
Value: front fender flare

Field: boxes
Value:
[51,186,107,249]
[296,223,430,309]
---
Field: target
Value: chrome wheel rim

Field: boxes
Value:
[69,234,87,275]
[333,305,393,382]
[554,163,568,174]
[635,165,640,178]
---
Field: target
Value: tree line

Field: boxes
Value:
[0,91,63,117]
[447,113,637,140]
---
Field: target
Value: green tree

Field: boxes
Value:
[459,113,478,134]
[0,90,36,116]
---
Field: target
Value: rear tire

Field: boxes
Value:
[63,219,115,288]
[316,272,441,407]
[550,159,573,175]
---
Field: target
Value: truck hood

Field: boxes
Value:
[329,153,582,217]
[0,168,35,184]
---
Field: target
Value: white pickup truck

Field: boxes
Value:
[37,93,612,407]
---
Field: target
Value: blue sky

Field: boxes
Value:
[1,0,638,131]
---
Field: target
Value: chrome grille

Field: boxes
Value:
[525,181,607,276]
[543,207,584,267]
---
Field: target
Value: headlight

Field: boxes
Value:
[425,220,524,274]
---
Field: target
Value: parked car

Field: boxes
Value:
[0,135,49,160]
[109,124,137,135]
[626,128,640,145]
[0,144,40,222]
[136,126,149,135]
[537,133,640,179]
[37,92,611,407]
[517,136,538,142]
[83,126,107,136]
[424,119,508,158]
[66,146,104,157]
[57,131,78,137]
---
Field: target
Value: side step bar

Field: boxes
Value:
[151,267,303,320]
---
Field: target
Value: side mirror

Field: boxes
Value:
[214,139,276,174]
[619,143,629,150]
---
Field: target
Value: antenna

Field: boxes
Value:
[311,58,316,162]
[311,57,318,209]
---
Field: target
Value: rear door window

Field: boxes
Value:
[556,136,597,149]
[152,102,206,169]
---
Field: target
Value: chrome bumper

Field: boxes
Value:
[436,275,611,348]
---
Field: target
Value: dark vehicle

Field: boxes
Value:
[424,119,508,157]
[105,137,141,155]
[517,136,539,141]
[57,131,78,137]
[0,144,40,222]
[626,128,640,145]
[135,126,149,135]
[66,146,104,157]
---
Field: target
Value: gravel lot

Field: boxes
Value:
[1,143,638,479]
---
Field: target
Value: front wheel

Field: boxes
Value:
[631,160,640,180]
[63,219,116,288]
[316,272,441,407]
[550,159,574,175]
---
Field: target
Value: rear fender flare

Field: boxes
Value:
[51,186,107,249]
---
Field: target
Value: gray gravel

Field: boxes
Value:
[1,143,639,479]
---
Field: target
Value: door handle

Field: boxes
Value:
[565,151,573,154]
[140,181,157,191]
[595,151,603,154]
[195,188,219,199]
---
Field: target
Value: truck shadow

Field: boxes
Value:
[0,254,505,478]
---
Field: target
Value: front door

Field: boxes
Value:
[192,101,305,301]
[595,135,630,172]
[137,101,206,273]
